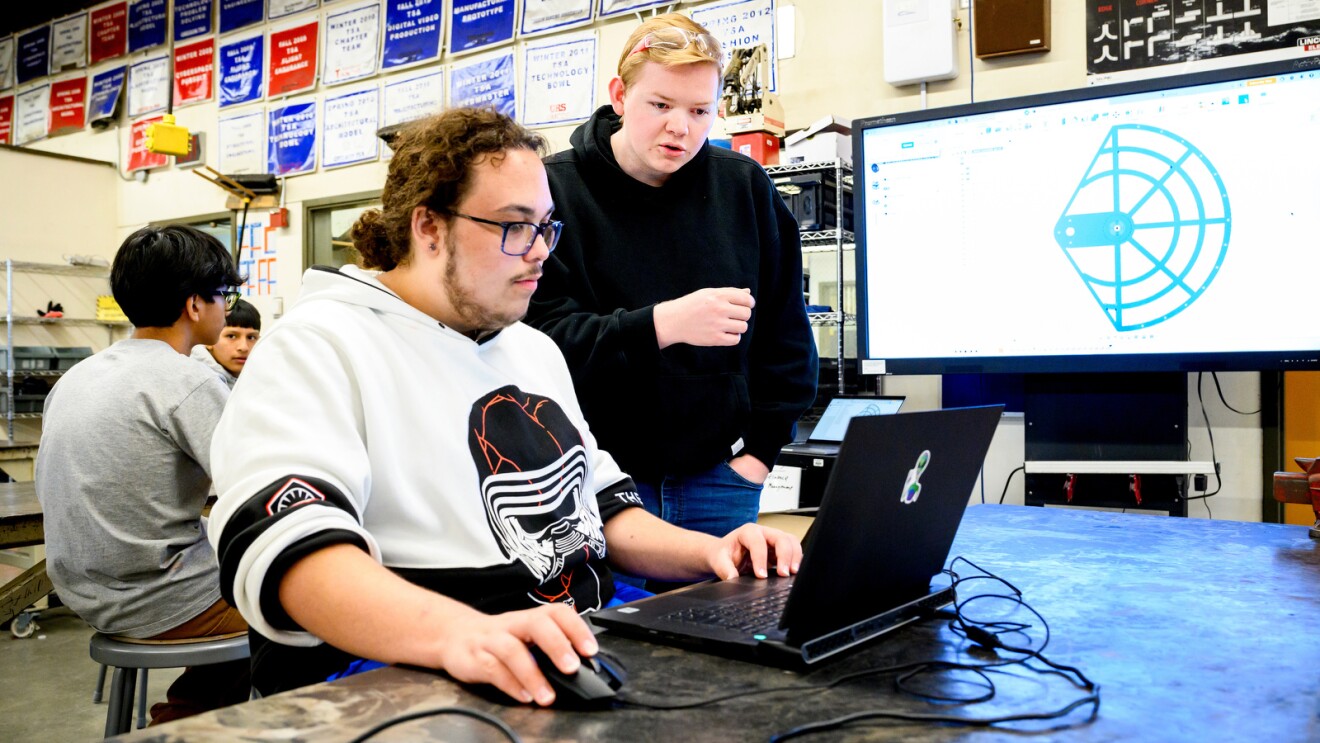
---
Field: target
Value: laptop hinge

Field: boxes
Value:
[790,585,956,665]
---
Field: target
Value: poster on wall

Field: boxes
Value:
[14,85,50,145]
[690,0,777,92]
[382,0,443,70]
[17,27,50,86]
[174,0,214,41]
[0,37,14,91]
[220,0,265,34]
[219,108,265,173]
[270,0,320,20]
[91,2,129,64]
[1087,1,1320,83]
[51,15,89,73]
[89,65,127,123]
[598,0,669,19]
[267,100,318,175]
[448,0,516,56]
[383,68,442,128]
[128,54,170,116]
[449,48,515,118]
[0,96,12,144]
[219,32,265,106]
[268,20,319,96]
[521,0,593,37]
[128,115,168,171]
[174,38,216,105]
[323,3,380,85]
[521,32,595,127]
[49,76,87,134]
[128,0,169,53]
[323,84,379,168]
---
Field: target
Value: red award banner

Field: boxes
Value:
[268,20,319,97]
[173,37,215,105]
[91,2,129,64]
[49,78,87,134]
[0,97,13,145]
[128,116,168,172]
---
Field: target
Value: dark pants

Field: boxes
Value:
[145,598,251,726]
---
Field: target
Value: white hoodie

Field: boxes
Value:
[208,266,639,654]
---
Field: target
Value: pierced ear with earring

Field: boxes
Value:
[429,242,437,252]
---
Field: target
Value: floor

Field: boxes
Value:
[0,604,184,741]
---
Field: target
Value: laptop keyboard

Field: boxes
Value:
[660,582,793,633]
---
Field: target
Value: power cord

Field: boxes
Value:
[344,707,521,743]
[999,465,1025,504]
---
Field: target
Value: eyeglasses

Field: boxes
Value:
[449,212,563,256]
[211,289,241,312]
[627,28,720,58]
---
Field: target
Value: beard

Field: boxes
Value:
[443,232,526,334]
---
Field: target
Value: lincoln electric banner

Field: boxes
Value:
[219,33,264,107]
[174,0,214,41]
[449,0,516,55]
[382,0,442,70]
[267,100,318,175]
[449,49,515,118]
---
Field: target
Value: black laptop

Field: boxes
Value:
[591,405,1004,668]
[781,395,906,457]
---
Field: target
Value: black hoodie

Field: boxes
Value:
[526,105,817,480]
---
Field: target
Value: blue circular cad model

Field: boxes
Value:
[1053,124,1231,331]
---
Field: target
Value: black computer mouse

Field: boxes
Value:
[528,645,627,708]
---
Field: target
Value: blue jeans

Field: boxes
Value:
[634,460,765,539]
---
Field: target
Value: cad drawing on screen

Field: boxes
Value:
[1053,123,1231,332]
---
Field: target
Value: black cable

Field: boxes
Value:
[998,465,1025,504]
[1193,373,1222,500]
[343,706,521,743]
[1209,371,1261,415]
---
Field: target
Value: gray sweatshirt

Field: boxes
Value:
[36,339,229,637]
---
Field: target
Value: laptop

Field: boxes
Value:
[781,395,906,457]
[591,405,1004,669]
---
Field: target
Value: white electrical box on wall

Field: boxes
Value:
[883,0,959,86]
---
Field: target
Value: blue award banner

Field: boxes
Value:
[220,0,264,35]
[89,66,127,121]
[448,49,514,118]
[448,0,515,56]
[17,26,49,85]
[129,0,169,53]
[219,33,264,107]
[268,100,318,175]
[382,0,442,70]
[174,0,214,41]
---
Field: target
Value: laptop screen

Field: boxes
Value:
[809,396,904,443]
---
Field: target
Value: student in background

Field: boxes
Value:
[526,13,818,539]
[191,298,261,389]
[36,225,249,725]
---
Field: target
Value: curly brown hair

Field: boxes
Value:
[351,108,547,271]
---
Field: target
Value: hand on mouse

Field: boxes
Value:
[436,602,598,707]
[707,523,803,581]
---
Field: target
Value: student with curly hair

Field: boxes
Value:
[207,107,802,703]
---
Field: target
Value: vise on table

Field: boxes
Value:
[1273,457,1320,538]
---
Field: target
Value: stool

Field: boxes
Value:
[88,631,249,737]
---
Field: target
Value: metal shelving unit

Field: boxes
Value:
[766,159,854,393]
[3,259,125,439]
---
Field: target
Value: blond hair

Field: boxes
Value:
[617,13,724,88]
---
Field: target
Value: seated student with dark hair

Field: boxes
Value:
[192,298,261,388]
[35,224,250,725]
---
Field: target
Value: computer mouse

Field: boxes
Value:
[528,645,626,708]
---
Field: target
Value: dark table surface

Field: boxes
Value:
[111,505,1320,742]
[0,480,40,547]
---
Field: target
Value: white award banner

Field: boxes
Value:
[0,37,16,91]
[128,54,170,116]
[690,0,776,92]
[218,108,266,174]
[269,0,321,20]
[598,0,669,18]
[51,14,89,73]
[323,2,381,86]
[382,68,442,126]
[521,32,595,128]
[520,0,593,37]
[322,84,380,168]
[15,85,50,145]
